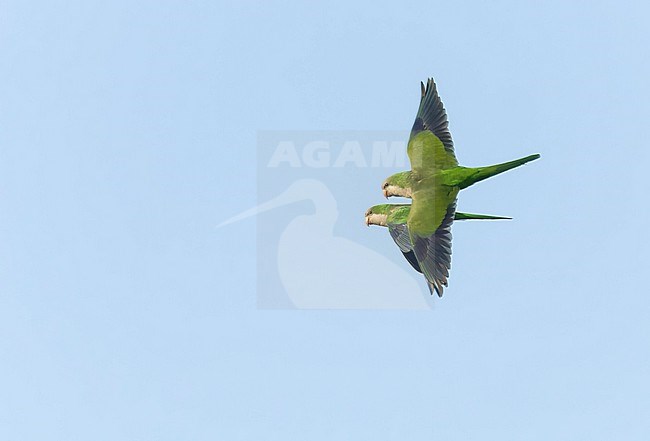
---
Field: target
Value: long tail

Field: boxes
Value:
[455,212,511,220]
[458,154,540,189]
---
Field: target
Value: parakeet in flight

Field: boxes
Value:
[371,78,540,296]
[365,203,510,282]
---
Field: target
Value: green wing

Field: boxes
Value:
[408,198,457,297]
[402,180,459,297]
[407,131,459,173]
[407,78,458,172]
[410,78,455,153]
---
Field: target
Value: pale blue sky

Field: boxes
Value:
[2,1,650,439]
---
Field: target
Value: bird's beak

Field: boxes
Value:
[382,189,388,199]
[365,216,370,227]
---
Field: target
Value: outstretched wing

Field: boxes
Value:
[410,78,455,155]
[406,79,458,172]
[388,223,422,273]
[409,200,456,297]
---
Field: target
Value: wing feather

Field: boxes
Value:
[410,78,454,155]
[388,223,422,273]
[410,201,456,297]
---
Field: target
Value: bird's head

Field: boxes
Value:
[364,204,391,227]
[382,171,412,198]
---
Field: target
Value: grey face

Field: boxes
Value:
[384,184,411,198]
[365,212,388,227]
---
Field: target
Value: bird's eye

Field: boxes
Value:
[382,182,388,189]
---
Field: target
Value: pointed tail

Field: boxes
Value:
[454,212,512,221]
[459,154,540,189]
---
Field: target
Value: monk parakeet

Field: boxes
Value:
[365,203,510,292]
[377,78,540,296]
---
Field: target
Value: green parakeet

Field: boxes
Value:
[365,203,510,281]
[376,78,540,296]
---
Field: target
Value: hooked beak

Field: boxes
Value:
[382,189,388,199]
[365,216,370,226]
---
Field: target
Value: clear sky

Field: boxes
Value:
[2,0,650,439]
